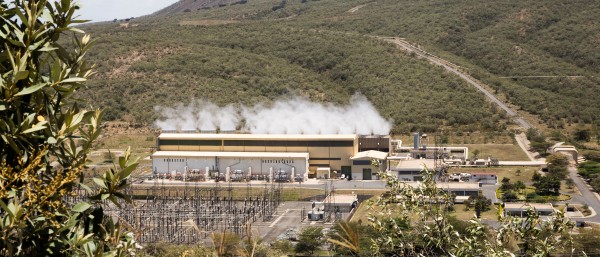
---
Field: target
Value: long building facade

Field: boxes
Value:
[152,133,366,180]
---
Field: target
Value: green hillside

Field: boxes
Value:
[78,0,600,135]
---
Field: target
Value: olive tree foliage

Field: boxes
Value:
[1,1,137,256]
[367,170,574,256]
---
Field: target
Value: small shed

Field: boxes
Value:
[351,150,388,180]
[503,203,555,217]
[469,172,498,185]
[316,167,331,179]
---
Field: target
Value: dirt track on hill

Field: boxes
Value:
[378,36,532,130]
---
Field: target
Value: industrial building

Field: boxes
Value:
[389,159,438,181]
[503,203,555,218]
[400,181,482,203]
[152,133,390,181]
[391,132,468,163]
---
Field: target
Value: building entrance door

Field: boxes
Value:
[341,166,351,180]
[363,168,372,180]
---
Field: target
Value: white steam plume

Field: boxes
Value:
[154,94,392,135]
[154,101,240,132]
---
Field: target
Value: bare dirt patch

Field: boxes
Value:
[105,47,185,78]
[348,3,370,13]
[179,20,239,26]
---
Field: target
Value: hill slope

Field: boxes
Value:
[79,0,600,135]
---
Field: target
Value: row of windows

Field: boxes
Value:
[261,159,293,164]
[309,157,342,161]
[161,158,298,164]
[159,139,354,147]
[163,158,184,162]
[352,160,372,165]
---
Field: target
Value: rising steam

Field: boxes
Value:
[154,94,392,135]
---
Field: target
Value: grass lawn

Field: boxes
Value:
[451,204,498,220]
[453,166,536,184]
[497,185,572,202]
[461,144,530,161]
[97,133,157,150]
[280,188,326,201]
[561,180,580,195]
[393,133,515,145]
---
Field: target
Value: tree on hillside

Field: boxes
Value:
[573,128,591,142]
[583,151,600,162]
[530,141,553,155]
[546,153,570,179]
[0,1,136,255]
[526,128,545,142]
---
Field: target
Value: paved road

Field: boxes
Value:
[376,36,600,224]
[567,165,600,223]
[378,37,532,130]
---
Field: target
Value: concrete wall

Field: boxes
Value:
[351,159,386,180]
[159,142,355,171]
[152,156,308,178]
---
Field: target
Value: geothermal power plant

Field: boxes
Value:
[152,133,392,181]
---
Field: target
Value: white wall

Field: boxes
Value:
[152,156,307,177]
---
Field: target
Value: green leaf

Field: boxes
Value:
[15,82,47,96]
[51,59,61,82]
[0,200,11,216]
[92,177,106,189]
[36,46,58,52]
[14,70,29,81]
[47,137,57,144]
[62,77,86,83]
[77,182,92,193]
[22,121,48,134]
[120,164,138,180]
[72,202,91,213]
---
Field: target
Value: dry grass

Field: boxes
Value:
[463,144,530,161]
[97,134,156,150]
[453,166,537,183]
[129,185,323,201]
[451,204,498,220]
[179,20,239,26]
[393,133,515,145]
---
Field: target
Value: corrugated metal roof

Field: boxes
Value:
[158,133,357,140]
[152,151,309,159]
[394,159,436,169]
[351,150,388,160]
[504,203,554,211]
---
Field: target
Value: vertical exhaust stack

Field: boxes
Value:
[226,167,231,182]
[413,132,420,149]
[291,167,295,182]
